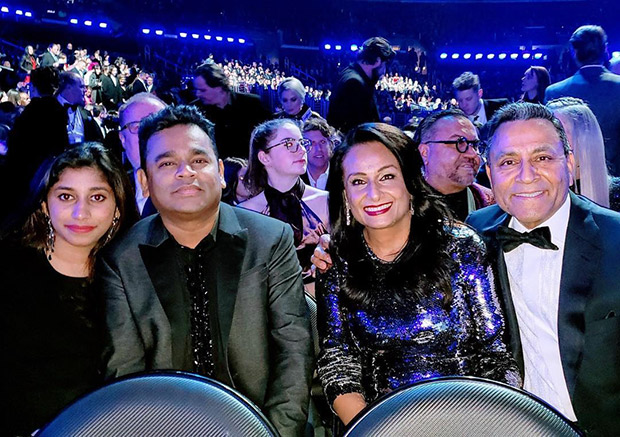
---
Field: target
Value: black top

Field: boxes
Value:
[0,241,102,435]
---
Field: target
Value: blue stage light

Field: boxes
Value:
[192,34,199,39]
[215,36,223,41]
[523,53,531,59]
[475,53,483,60]
[463,53,471,59]
[204,35,211,40]
[179,32,187,38]
[155,30,163,35]
[451,53,459,59]
[534,53,543,59]
[84,20,92,26]
[1,6,9,13]
[142,28,150,34]
[498,53,507,60]
[15,9,22,15]
[70,18,78,24]
[227,37,234,42]
[440,53,448,59]
[324,44,331,50]
[510,53,518,59]
[335,45,342,50]
[487,53,495,59]
[612,51,620,58]
[238,38,245,44]
[99,22,107,28]
[25,11,32,17]
[351,44,358,51]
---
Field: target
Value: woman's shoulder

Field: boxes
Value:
[443,220,487,254]
[303,185,329,202]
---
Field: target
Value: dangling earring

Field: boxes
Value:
[345,199,352,226]
[410,197,415,215]
[45,215,55,260]
[104,215,120,245]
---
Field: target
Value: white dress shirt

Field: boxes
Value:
[133,170,148,214]
[504,196,577,420]
[306,165,329,191]
[469,99,488,125]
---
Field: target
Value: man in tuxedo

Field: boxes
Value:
[466,102,620,436]
[56,71,103,144]
[193,62,270,159]
[415,109,494,220]
[118,92,167,215]
[130,70,149,96]
[545,25,620,176]
[327,36,395,133]
[39,43,60,68]
[452,71,509,139]
[99,105,313,437]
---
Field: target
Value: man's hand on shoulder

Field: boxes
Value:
[311,234,332,273]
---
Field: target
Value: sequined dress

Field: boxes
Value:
[316,223,520,407]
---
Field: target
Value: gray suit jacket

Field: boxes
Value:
[467,193,620,436]
[545,65,620,176]
[99,203,313,436]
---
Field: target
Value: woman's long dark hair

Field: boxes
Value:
[20,142,138,277]
[326,123,455,306]
[221,157,248,205]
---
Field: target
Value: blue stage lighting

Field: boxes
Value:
[238,38,245,44]
[534,53,543,59]
[215,36,223,41]
[84,20,92,26]
[510,53,518,60]
[99,22,107,28]
[192,34,199,39]
[324,44,331,50]
[204,35,211,40]
[451,53,459,59]
[227,37,234,42]
[523,53,531,59]
[335,45,342,50]
[15,9,22,15]
[179,32,187,38]
[1,6,9,13]
[351,44,358,51]
[142,28,150,34]
[612,51,620,58]
[25,11,32,17]
[463,53,471,59]
[498,53,507,60]
[155,30,163,35]
[440,53,448,59]
[475,53,483,60]
[487,54,495,59]
[70,18,78,24]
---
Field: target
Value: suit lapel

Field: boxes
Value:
[559,194,601,396]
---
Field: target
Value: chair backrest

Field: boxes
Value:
[35,372,278,437]
[344,377,583,437]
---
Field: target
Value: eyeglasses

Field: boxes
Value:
[425,136,484,154]
[120,120,140,134]
[264,137,312,153]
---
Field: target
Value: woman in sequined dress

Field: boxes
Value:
[0,143,137,435]
[240,118,329,289]
[316,123,520,426]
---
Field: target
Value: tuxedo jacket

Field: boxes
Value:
[545,66,620,177]
[98,203,313,436]
[483,98,510,121]
[466,193,620,436]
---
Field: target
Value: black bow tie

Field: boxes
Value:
[64,103,79,111]
[496,225,559,252]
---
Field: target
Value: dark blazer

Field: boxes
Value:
[131,78,148,96]
[99,203,313,437]
[78,106,104,143]
[327,62,379,133]
[545,65,620,176]
[197,91,271,159]
[466,192,620,436]
[484,98,509,121]
[39,51,57,67]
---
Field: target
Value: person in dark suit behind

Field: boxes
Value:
[99,105,313,437]
[466,102,620,436]
[192,62,271,159]
[327,36,395,134]
[39,43,60,68]
[452,71,509,139]
[130,70,149,96]
[56,71,103,145]
[544,25,620,177]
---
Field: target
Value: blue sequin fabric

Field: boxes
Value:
[316,222,521,407]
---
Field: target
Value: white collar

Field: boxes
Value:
[509,194,571,248]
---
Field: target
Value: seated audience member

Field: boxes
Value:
[301,117,339,191]
[547,97,620,210]
[0,143,137,435]
[99,106,313,437]
[466,102,620,436]
[193,62,271,159]
[415,109,494,220]
[519,66,550,104]
[221,157,251,205]
[315,122,520,426]
[452,71,509,138]
[544,25,620,177]
[118,92,167,215]
[240,119,329,284]
[275,77,320,122]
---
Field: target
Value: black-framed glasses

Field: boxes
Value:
[264,137,312,153]
[425,136,484,154]
[120,120,140,134]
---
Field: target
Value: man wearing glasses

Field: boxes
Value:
[416,109,494,220]
[118,92,167,215]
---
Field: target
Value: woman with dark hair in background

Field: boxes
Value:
[519,66,550,104]
[221,157,251,205]
[19,45,37,80]
[316,123,520,425]
[0,142,138,435]
[241,118,329,289]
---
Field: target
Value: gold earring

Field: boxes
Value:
[345,198,352,226]
[45,215,55,260]
[103,216,120,245]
